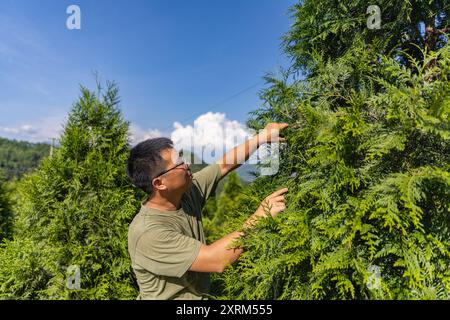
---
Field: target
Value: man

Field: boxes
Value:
[126,123,289,299]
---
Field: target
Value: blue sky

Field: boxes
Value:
[0,0,296,145]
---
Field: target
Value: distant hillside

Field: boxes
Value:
[182,150,255,183]
[0,137,51,180]
[0,137,256,188]
[235,164,258,184]
[183,150,207,174]
[181,150,255,198]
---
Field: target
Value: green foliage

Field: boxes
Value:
[0,82,142,299]
[0,238,54,299]
[216,0,450,299]
[0,171,13,241]
[0,137,50,180]
[284,0,449,73]
[203,171,247,243]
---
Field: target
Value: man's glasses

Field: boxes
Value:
[152,157,190,180]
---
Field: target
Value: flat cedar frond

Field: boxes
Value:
[211,1,450,299]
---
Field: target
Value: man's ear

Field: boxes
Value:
[152,178,168,191]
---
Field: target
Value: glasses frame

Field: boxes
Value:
[152,157,190,181]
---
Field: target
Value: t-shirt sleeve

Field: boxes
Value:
[134,226,202,278]
[191,164,222,207]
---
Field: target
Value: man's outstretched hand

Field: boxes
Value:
[243,187,289,229]
[258,122,289,144]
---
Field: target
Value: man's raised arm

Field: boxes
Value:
[215,122,289,178]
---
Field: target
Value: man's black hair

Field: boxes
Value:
[127,137,174,194]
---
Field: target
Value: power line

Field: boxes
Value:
[158,80,264,134]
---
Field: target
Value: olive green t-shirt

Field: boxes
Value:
[128,164,222,300]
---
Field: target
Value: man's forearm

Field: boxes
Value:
[209,231,244,272]
[216,133,263,174]
[191,189,288,273]
[209,215,260,271]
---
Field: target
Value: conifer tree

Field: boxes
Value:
[0,82,142,299]
[218,1,450,299]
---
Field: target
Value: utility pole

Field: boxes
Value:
[49,138,56,157]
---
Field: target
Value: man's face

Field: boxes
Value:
[154,148,192,194]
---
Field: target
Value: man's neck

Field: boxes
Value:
[145,192,183,211]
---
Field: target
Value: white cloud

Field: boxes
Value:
[0,117,166,145]
[1,119,166,145]
[169,112,278,172]
[129,124,165,144]
[171,112,257,164]
[0,124,36,135]
[128,112,269,166]
[0,115,66,143]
